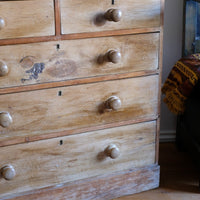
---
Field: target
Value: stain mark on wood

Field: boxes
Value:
[21,63,45,83]
[20,56,35,69]
[46,60,77,78]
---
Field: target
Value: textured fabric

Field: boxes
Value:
[162,54,200,115]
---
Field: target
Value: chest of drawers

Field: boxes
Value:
[0,0,164,199]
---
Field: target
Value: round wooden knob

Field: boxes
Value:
[0,112,13,128]
[0,17,5,30]
[104,9,122,22]
[104,144,120,159]
[0,61,9,77]
[106,50,121,64]
[1,165,16,180]
[105,96,121,111]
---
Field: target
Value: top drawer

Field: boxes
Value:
[60,0,161,34]
[0,0,55,40]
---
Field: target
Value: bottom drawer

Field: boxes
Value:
[0,121,156,198]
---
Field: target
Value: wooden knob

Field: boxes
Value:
[0,17,5,30]
[0,61,9,77]
[1,165,16,180]
[104,144,120,159]
[104,9,122,22]
[0,112,13,128]
[105,96,121,111]
[106,50,121,64]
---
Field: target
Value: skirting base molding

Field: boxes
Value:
[160,131,176,143]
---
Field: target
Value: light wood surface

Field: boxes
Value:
[0,27,160,46]
[0,69,158,95]
[0,75,158,145]
[0,121,156,198]
[60,0,161,34]
[0,0,163,199]
[3,143,200,200]
[4,165,160,200]
[0,33,159,89]
[0,0,55,39]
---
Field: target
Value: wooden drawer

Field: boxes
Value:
[0,0,55,39]
[0,121,156,198]
[0,33,159,89]
[0,76,158,146]
[60,0,161,34]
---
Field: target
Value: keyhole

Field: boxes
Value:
[58,91,62,96]
[112,0,115,5]
[60,140,63,145]
[56,44,60,50]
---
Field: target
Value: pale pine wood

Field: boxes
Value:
[0,70,158,95]
[0,33,159,89]
[0,0,55,39]
[0,121,156,199]
[60,0,161,34]
[0,27,160,46]
[0,75,158,145]
[3,165,160,200]
[0,0,163,199]
[0,116,157,148]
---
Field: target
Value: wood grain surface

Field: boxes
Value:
[60,0,161,34]
[0,121,156,199]
[0,0,55,39]
[4,165,160,200]
[0,33,159,89]
[0,75,159,145]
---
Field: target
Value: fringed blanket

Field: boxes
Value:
[162,54,200,115]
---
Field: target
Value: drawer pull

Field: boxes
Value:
[0,61,8,77]
[104,144,120,159]
[0,112,13,128]
[0,17,5,30]
[1,165,16,181]
[105,96,121,111]
[104,9,122,22]
[105,50,121,64]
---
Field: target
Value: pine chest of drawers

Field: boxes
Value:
[0,0,164,199]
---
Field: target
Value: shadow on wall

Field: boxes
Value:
[160,0,184,141]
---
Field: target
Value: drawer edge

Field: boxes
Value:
[3,164,160,200]
[0,117,158,147]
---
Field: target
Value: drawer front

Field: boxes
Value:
[0,121,156,198]
[0,76,158,144]
[0,33,159,89]
[60,0,161,34]
[0,0,55,39]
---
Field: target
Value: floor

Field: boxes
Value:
[116,143,200,200]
